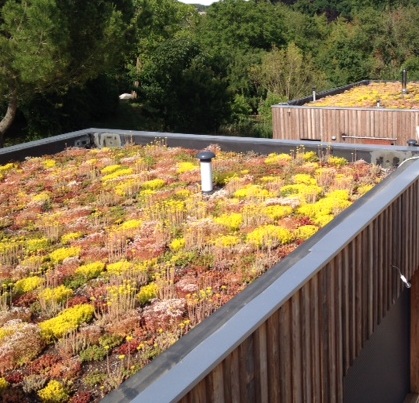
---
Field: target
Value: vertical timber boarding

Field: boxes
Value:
[272,106,419,146]
[178,176,419,403]
[411,271,419,395]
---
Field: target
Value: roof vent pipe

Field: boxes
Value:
[312,86,316,102]
[402,69,408,94]
[197,150,216,194]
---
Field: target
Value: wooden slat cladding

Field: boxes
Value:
[179,178,419,403]
[272,106,419,146]
[411,272,419,393]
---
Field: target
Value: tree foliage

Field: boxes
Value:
[139,37,231,134]
[3,0,419,143]
[0,0,129,144]
[197,0,289,53]
[250,43,328,101]
[315,18,373,85]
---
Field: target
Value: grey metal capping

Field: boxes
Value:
[2,128,419,167]
[275,79,417,107]
[275,80,371,106]
[102,154,419,403]
[0,129,93,163]
[275,104,419,112]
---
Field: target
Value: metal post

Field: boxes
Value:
[197,151,216,193]
[402,69,408,94]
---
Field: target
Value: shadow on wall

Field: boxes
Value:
[343,289,410,403]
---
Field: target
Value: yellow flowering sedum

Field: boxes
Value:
[31,191,51,205]
[297,194,352,226]
[357,184,374,195]
[42,159,56,169]
[118,219,143,231]
[246,225,294,249]
[106,281,137,317]
[137,282,159,305]
[214,213,243,231]
[174,189,191,200]
[25,237,50,253]
[260,175,277,183]
[75,261,106,279]
[142,178,166,190]
[264,153,292,165]
[293,173,317,185]
[302,151,318,162]
[14,276,44,294]
[106,260,134,276]
[114,178,141,197]
[327,189,350,200]
[280,184,323,202]
[295,225,319,240]
[234,184,272,200]
[186,287,214,307]
[49,247,81,264]
[0,240,23,256]
[37,380,69,403]
[170,238,186,252]
[101,164,123,175]
[60,232,83,244]
[39,285,73,305]
[0,377,9,392]
[313,215,334,226]
[327,156,348,167]
[101,167,134,181]
[40,304,95,341]
[213,235,241,248]
[0,162,16,174]
[262,205,293,220]
[177,161,197,174]
[315,196,350,215]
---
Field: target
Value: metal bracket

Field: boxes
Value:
[74,135,92,148]
[91,132,122,148]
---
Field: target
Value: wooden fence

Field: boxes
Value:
[272,105,419,146]
[101,136,419,402]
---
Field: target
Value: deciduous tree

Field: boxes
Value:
[139,37,231,133]
[250,43,328,101]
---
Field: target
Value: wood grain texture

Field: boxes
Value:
[411,271,419,393]
[179,177,419,402]
[273,106,419,145]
